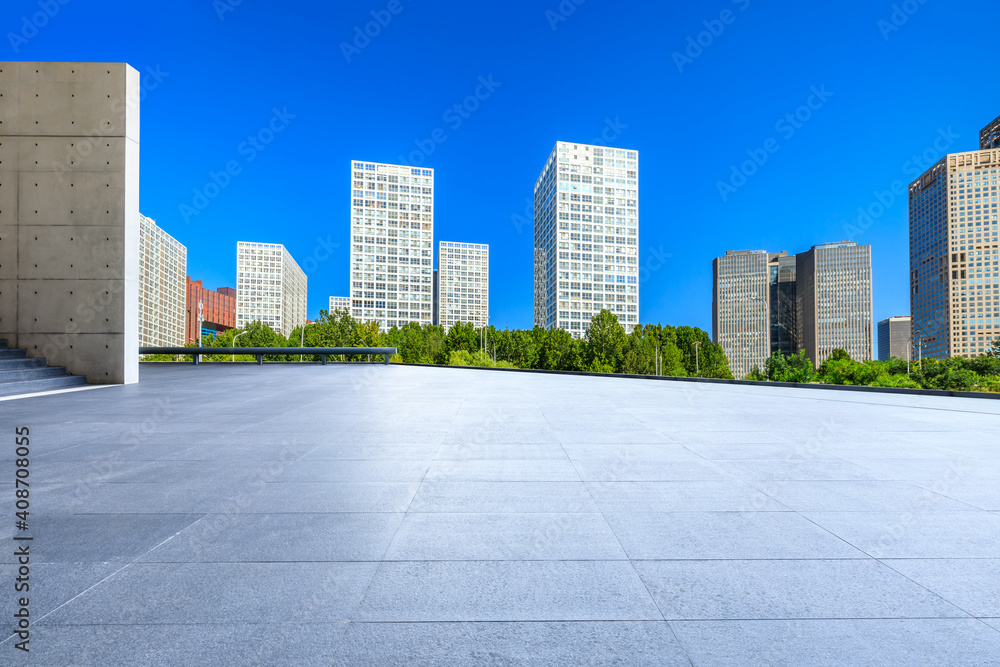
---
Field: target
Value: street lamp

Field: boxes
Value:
[232,331,248,362]
[299,322,313,362]
[692,340,702,376]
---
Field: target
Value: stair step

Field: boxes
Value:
[0,357,46,370]
[0,375,88,398]
[0,349,27,359]
[0,366,68,383]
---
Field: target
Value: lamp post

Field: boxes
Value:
[232,330,248,362]
[299,322,312,362]
[692,340,702,376]
[906,334,912,375]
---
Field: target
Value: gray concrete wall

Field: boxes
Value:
[0,62,139,384]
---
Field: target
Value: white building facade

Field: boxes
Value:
[328,296,351,314]
[138,214,186,348]
[350,161,434,330]
[236,242,307,337]
[534,142,639,336]
[437,242,489,330]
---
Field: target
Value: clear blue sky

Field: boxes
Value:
[5,0,998,331]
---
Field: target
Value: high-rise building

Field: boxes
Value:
[138,215,186,348]
[712,250,798,379]
[350,161,434,330]
[980,114,1000,149]
[712,250,770,379]
[186,279,236,343]
[910,147,1000,359]
[329,296,350,314]
[437,242,489,331]
[769,252,798,358]
[236,242,307,337]
[796,241,873,366]
[534,142,639,337]
[878,316,911,361]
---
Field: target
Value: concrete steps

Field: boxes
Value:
[0,340,88,397]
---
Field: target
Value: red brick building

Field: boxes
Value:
[186,277,237,343]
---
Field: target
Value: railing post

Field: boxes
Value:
[257,354,263,366]
[322,355,327,365]
[193,353,200,366]
[384,352,390,365]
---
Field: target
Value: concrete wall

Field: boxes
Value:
[0,62,140,384]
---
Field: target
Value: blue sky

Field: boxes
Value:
[5,0,998,331]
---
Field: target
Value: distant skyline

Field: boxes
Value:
[6,0,998,331]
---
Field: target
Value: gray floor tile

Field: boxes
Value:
[753,480,979,512]
[574,458,731,482]
[138,513,404,562]
[424,459,580,482]
[587,481,788,512]
[301,443,441,460]
[384,513,626,560]
[333,621,690,666]
[882,559,1000,617]
[408,481,599,513]
[5,623,349,667]
[0,562,120,618]
[669,619,1000,667]
[241,482,420,513]
[804,511,1000,558]
[44,562,378,624]
[355,561,662,621]
[271,459,431,482]
[435,442,568,460]
[635,559,967,620]
[0,514,201,563]
[605,512,865,560]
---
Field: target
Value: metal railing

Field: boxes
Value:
[139,347,397,365]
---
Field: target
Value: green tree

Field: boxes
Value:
[444,321,480,356]
[584,309,627,373]
[537,328,583,371]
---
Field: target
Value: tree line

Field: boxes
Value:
[746,346,1000,392]
[152,308,734,378]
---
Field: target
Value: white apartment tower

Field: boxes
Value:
[329,296,351,314]
[138,214,187,348]
[350,161,434,330]
[437,242,489,330]
[236,242,307,337]
[534,142,639,336]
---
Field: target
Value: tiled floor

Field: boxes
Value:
[2,363,999,665]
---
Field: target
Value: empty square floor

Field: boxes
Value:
[2,363,1000,665]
